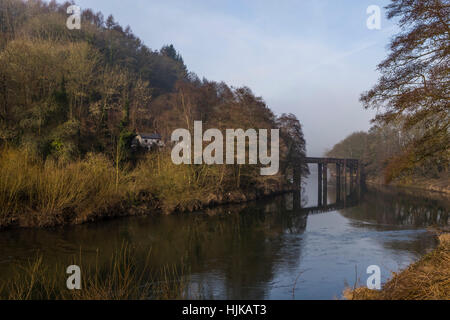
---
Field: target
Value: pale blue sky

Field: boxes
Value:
[75,0,397,156]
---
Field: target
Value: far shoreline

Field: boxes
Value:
[365,178,450,197]
[3,176,447,232]
[0,186,297,232]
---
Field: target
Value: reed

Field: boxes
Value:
[0,148,126,227]
[0,243,190,300]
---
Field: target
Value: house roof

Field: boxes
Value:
[139,133,162,139]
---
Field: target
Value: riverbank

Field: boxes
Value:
[344,231,450,300]
[0,148,293,230]
[366,174,450,195]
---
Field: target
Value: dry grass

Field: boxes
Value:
[0,148,222,227]
[344,233,450,300]
[0,147,289,228]
[0,148,126,228]
[132,152,224,214]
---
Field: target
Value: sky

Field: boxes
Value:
[75,0,398,156]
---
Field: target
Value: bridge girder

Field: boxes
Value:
[304,157,359,166]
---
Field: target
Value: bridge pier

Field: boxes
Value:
[349,165,354,191]
[322,164,327,205]
[343,160,347,196]
[356,161,361,184]
[304,157,363,207]
[318,163,322,206]
[336,163,341,202]
[357,160,361,196]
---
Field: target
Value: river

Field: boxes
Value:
[0,169,448,299]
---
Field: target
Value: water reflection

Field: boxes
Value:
[0,177,448,299]
[339,186,449,227]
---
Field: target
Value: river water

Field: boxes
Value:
[0,170,448,299]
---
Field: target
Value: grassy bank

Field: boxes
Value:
[344,232,450,300]
[0,148,290,229]
[366,173,450,195]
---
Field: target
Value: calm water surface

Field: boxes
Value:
[0,171,448,299]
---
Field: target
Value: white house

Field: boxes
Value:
[132,133,164,150]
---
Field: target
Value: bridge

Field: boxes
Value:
[293,157,364,207]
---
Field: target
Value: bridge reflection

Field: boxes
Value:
[294,157,364,209]
[289,187,360,215]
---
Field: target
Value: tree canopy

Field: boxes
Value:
[360,0,449,176]
[0,0,309,184]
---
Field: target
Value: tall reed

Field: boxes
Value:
[0,148,126,227]
[0,243,190,300]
